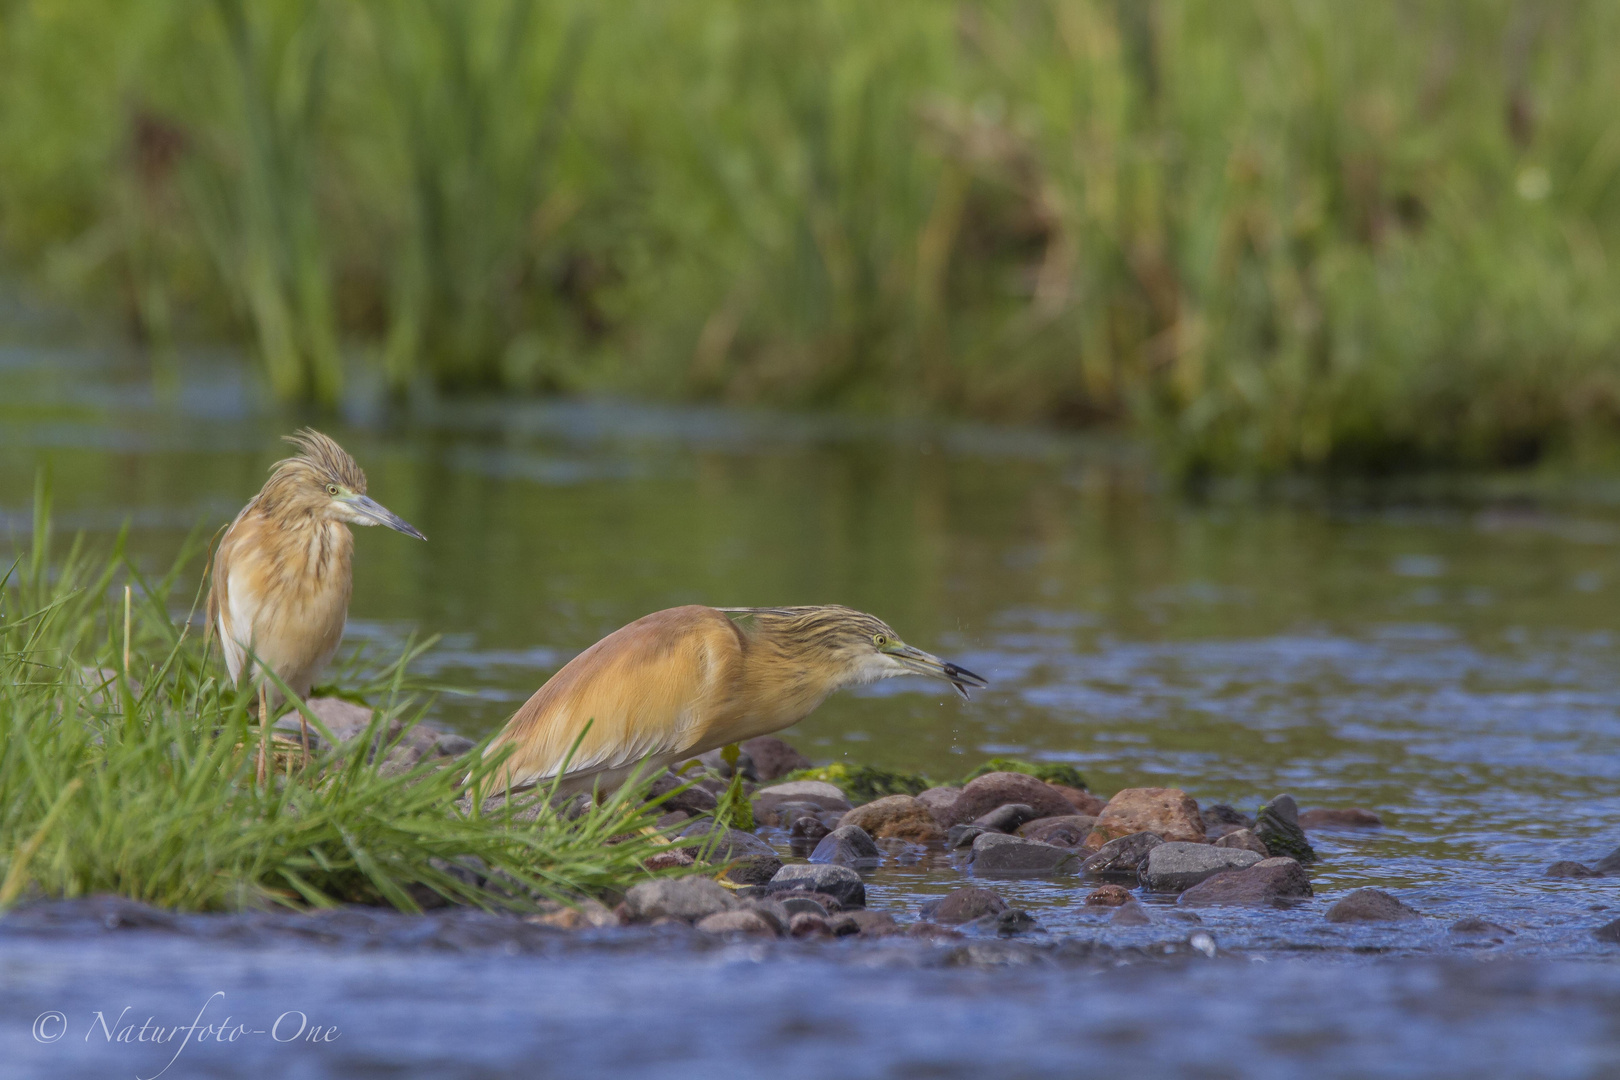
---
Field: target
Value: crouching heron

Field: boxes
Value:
[208,429,425,777]
[479,605,986,797]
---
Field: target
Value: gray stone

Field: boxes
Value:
[1080,832,1164,878]
[740,737,811,781]
[648,773,719,816]
[624,878,739,923]
[810,825,882,868]
[1592,846,1620,875]
[969,833,1080,876]
[762,863,866,908]
[694,910,778,936]
[1324,888,1420,923]
[920,886,1007,925]
[1140,842,1263,892]
[1547,861,1602,879]
[1254,794,1318,864]
[740,898,791,934]
[434,733,477,757]
[753,782,851,824]
[973,803,1039,834]
[677,823,780,884]
[1178,857,1314,906]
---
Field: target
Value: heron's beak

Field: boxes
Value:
[341,494,427,540]
[886,643,988,701]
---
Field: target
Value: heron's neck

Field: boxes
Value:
[730,632,854,733]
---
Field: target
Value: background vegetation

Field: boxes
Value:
[3,0,1619,474]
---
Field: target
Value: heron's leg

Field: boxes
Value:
[298,704,310,769]
[257,683,269,786]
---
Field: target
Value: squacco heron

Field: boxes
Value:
[480,605,986,796]
[208,429,425,776]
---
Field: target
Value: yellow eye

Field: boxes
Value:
[326,484,340,496]
[873,634,888,647]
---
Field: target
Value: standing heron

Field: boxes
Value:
[208,429,425,777]
[479,605,986,797]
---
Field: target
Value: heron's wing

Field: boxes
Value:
[483,606,741,790]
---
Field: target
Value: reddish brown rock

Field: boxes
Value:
[1177,857,1313,906]
[916,786,962,826]
[643,848,696,871]
[788,912,833,937]
[945,772,1075,826]
[829,910,900,937]
[1084,884,1134,907]
[1083,788,1205,849]
[1051,785,1108,816]
[1017,815,1097,848]
[1298,808,1384,830]
[838,795,946,844]
[740,736,811,781]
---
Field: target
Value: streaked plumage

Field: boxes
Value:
[480,604,986,796]
[208,430,424,765]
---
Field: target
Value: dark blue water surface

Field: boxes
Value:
[3,341,1620,1078]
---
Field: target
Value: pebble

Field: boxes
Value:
[1080,832,1164,878]
[921,886,1007,924]
[946,772,1075,825]
[1324,888,1420,923]
[1298,808,1383,830]
[969,833,1081,876]
[694,910,778,936]
[1085,788,1206,848]
[1254,794,1318,864]
[1140,843,1264,892]
[1213,829,1269,856]
[741,737,811,781]
[1177,857,1313,906]
[972,803,1039,834]
[623,878,739,923]
[759,864,866,908]
[837,795,946,844]
[810,825,882,868]
[787,815,831,855]
[1547,861,1603,879]
[1018,815,1097,847]
[1084,884,1134,907]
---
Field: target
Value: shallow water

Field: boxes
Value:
[3,342,1620,1077]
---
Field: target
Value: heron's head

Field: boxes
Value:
[261,429,426,539]
[726,605,988,699]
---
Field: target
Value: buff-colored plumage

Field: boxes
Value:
[208,430,424,771]
[481,605,986,796]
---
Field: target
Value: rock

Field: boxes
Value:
[1051,785,1108,816]
[921,886,1006,924]
[434,733,476,757]
[624,878,739,923]
[647,773,719,817]
[1017,815,1097,848]
[789,912,833,938]
[810,825,882,868]
[643,849,696,872]
[526,898,618,930]
[1547,861,1603,879]
[758,799,829,828]
[969,833,1080,876]
[1325,888,1420,923]
[1177,857,1314,906]
[1080,832,1164,878]
[655,811,690,829]
[837,795,946,844]
[828,910,900,937]
[1593,846,1620,875]
[1084,884,1134,907]
[973,803,1039,834]
[946,773,1075,826]
[695,910,778,936]
[1298,808,1383,830]
[1202,804,1253,831]
[1254,794,1318,864]
[1085,788,1205,848]
[1111,901,1154,926]
[916,786,963,825]
[787,816,831,855]
[753,781,851,824]
[1140,843,1264,892]
[762,864,866,909]
[740,898,791,934]
[1450,917,1514,938]
[697,747,758,782]
[1214,829,1269,856]
[741,737,812,781]
[303,696,377,742]
[1595,919,1620,944]
[906,922,965,940]
[678,823,781,884]
[779,896,831,918]
[968,909,1039,935]
[947,824,987,849]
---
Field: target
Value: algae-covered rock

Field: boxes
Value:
[1254,794,1318,864]
[959,758,1088,791]
[778,763,933,803]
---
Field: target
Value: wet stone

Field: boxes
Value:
[1140,843,1264,893]
[787,815,831,855]
[1050,785,1108,816]
[1547,861,1603,879]
[1080,832,1164,878]
[623,878,738,923]
[1017,815,1097,848]
[969,833,1080,876]
[758,864,866,909]
[947,824,987,849]
[1450,917,1514,938]
[1111,901,1154,926]
[1325,888,1420,923]
[837,795,945,844]
[741,736,811,782]
[921,886,1006,925]
[946,772,1075,826]
[968,909,1039,936]
[810,825,881,868]
[973,803,1039,834]
[1593,846,1620,876]
[1178,857,1314,907]
[647,772,719,817]
[1595,919,1620,944]
[1087,788,1205,848]
[1201,804,1254,839]
[753,782,851,824]
[1084,884,1134,907]
[1254,794,1318,864]
[916,786,963,825]
[829,910,900,938]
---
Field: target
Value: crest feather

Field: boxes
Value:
[275,428,367,492]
